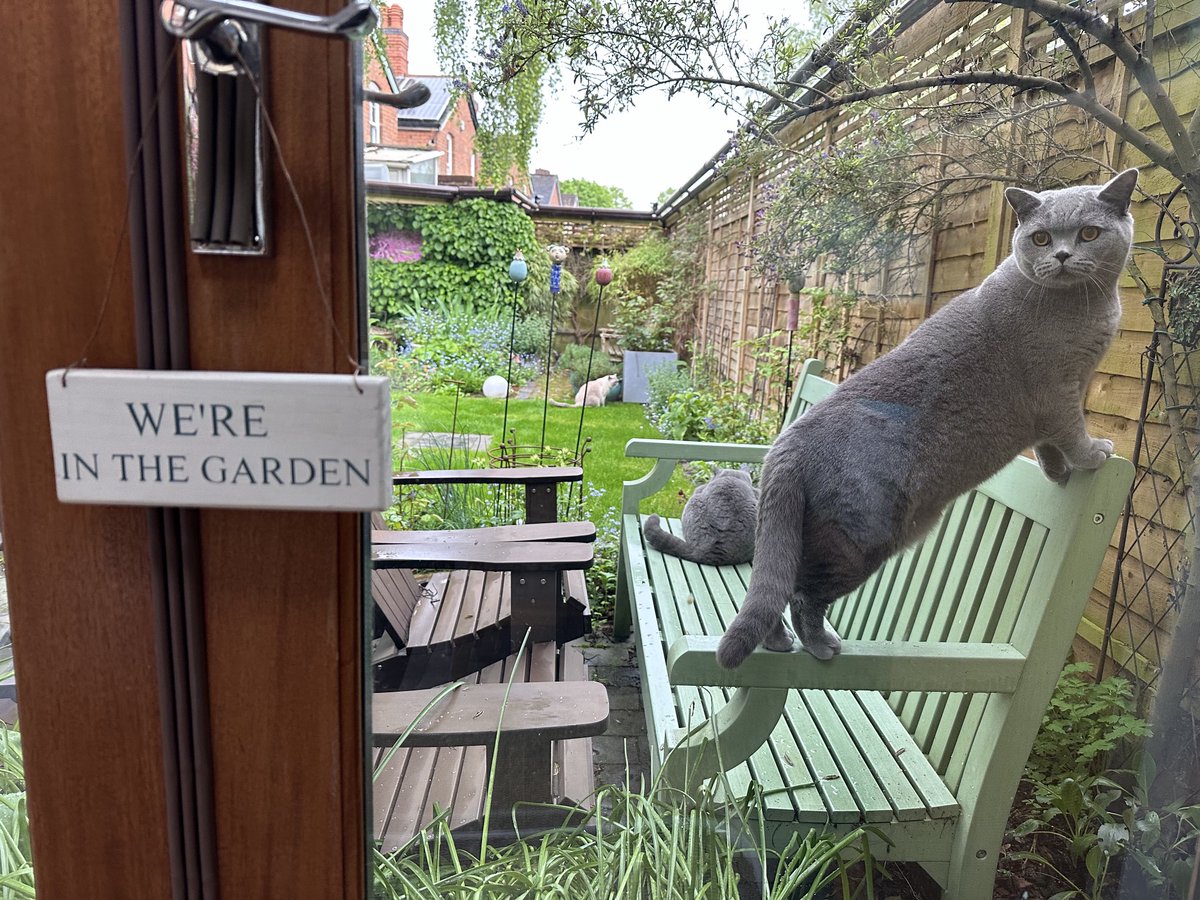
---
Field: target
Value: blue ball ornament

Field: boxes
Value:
[508,249,528,284]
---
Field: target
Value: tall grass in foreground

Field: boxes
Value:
[373,779,873,899]
[0,721,33,898]
[373,650,874,899]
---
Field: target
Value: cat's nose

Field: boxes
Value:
[1054,250,1072,262]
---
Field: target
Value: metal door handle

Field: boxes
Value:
[161,0,376,42]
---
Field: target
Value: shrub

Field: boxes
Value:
[378,309,540,395]
[1026,662,1151,786]
[511,312,551,358]
[556,343,620,391]
[646,361,774,444]
[366,199,576,325]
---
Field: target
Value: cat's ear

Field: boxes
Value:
[1004,187,1042,221]
[1097,168,1138,212]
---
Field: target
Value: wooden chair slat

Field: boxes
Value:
[782,696,863,824]
[371,520,596,545]
[393,466,583,486]
[431,570,470,647]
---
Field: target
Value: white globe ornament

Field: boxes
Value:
[482,375,509,399]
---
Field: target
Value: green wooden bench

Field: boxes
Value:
[615,360,1133,898]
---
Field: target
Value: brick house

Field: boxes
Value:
[363,4,478,185]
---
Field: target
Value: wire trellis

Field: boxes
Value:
[1100,185,1200,720]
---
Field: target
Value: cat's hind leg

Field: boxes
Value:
[788,594,842,661]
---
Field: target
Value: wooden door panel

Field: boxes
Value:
[0,3,175,896]
[0,2,367,897]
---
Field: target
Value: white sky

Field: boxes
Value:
[401,1,791,209]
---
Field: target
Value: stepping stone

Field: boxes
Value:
[401,432,491,453]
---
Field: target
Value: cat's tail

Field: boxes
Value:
[641,515,704,563]
[716,465,805,669]
[547,398,575,407]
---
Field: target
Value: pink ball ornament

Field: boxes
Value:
[595,260,613,286]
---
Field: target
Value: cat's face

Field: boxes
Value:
[1005,169,1137,289]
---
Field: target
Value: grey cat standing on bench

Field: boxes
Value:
[717,169,1138,669]
[642,467,761,568]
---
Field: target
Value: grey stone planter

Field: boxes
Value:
[621,351,678,403]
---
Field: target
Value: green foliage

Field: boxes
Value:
[556,343,621,390]
[0,721,34,897]
[749,109,917,280]
[559,177,632,209]
[645,360,774,444]
[511,312,551,357]
[433,0,544,184]
[375,739,873,898]
[1167,267,1200,349]
[1010,767,1200,899]
[607,230,701,352]
[1026,662,1151,786]
[372,309,540,395]
[367,199,575,324]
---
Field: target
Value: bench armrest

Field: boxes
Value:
[624,439,771,464]
[372,540,593,572]
[394,466,582,486]
[372,682,609,747]
[667,637,1026,693]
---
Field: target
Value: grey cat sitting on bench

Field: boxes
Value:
[642,467,759,567]
[717,169,1138,669]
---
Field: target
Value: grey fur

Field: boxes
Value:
[643,468,758,565]
[716,169,1138,669]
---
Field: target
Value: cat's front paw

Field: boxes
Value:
[1078,437,1114,470]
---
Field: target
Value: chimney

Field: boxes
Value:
[381,3,409,76]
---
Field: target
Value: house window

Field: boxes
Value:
[445,134,454,175]
[368,82,381,144]
[470,153,476,177]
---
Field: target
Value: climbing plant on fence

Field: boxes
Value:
[367,198,573,323]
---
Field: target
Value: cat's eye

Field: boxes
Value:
[1079,225,1101,241]
[1031,230,1051,246]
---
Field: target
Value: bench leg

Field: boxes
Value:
[660,687,788,794]
[613,524,633,640]
[944,810,1007,900]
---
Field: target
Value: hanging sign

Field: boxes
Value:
[45,369,392,511]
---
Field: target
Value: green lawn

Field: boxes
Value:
[392,393,688,520]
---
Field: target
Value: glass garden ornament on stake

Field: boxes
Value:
[567,255,610,515]
[780,270,806,431]
[538,246,566,452]
[500,249,527,460]
[494,252,528,519]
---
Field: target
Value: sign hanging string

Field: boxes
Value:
[62,43,181,388]
[234,46,364,393]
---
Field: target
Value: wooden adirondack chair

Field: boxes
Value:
[370,466,609,850]
[372,466,593,690]
[615,360,1134,898]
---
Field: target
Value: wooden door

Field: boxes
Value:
[0,2,367,897]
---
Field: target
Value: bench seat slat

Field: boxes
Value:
[801,691,895,823]
[826,691,932,822]
[782,696,863,824]
[856,691,959,819]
